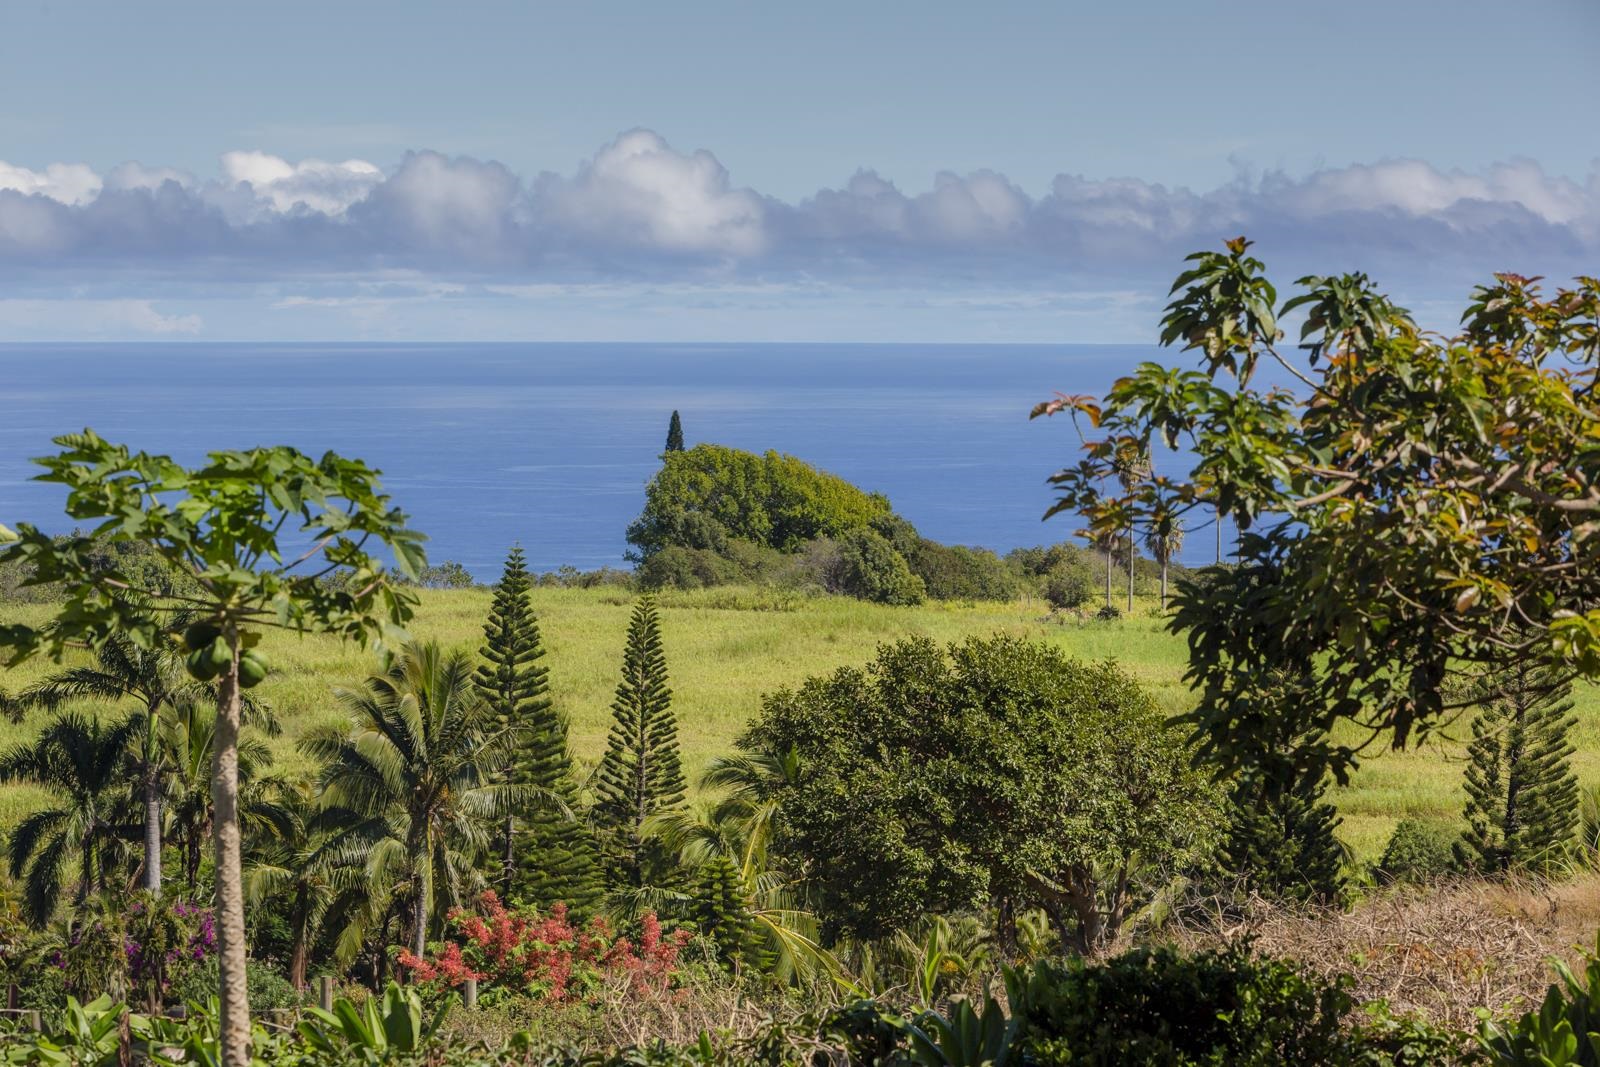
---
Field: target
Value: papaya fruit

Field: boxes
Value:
[205,636,233,674]
[186,648,220,682]
[183,620,221,653]
[237,650,269,689]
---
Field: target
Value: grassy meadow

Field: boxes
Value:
[3,583,1596,862]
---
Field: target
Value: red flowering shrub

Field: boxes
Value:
[396,891,690,1003]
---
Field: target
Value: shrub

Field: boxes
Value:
[1377,819,1460,884]
[410,560,478,589]
[903,539,1022,601]
[1096,602,1122,621]
[1480,936,1600,1066]
[829,528,925,605]
[1012,943,1354,1066]
[396,891,690,1005]
[635,545,745,591]
[1043,565,1093,610]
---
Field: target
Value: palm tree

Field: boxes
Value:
[162,699,277,891]
[1143,512,1185,610]
[245,779,365,990]
[0,711,141,926]
[655,749,833,983]
[303,641,511,958]
[1113,441,1151,612]
[6,631,276,898]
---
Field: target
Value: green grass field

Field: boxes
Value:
[3,585,1596,861]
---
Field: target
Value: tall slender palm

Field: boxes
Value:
[0,711,142,926]
[303,641,511,958]
[6,631,276,898]
[1113,441,1151,611]
[1143,513,1185,611]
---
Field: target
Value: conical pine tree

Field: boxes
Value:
[1456,664,1580,874]
[474,546,603,913]
[689,853,769,974]
[665,411,685,452]
[592,596,686,888]
[1221,771,1347,904]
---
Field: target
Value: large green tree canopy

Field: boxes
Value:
[1037,239,1600,783]
[626,443,892,557]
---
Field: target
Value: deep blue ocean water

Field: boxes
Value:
[0,343,1223,579]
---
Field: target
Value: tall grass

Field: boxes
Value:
[2,586,1596,861]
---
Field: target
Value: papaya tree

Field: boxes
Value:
[0,431,425,1066]
[1036,239,1600,786]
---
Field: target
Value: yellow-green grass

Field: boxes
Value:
[2,586,1595,862]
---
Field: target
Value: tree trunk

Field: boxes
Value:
[1159,557,1168,610]
[1103,544,1112,608]
[211,635,251,1066]
[289,891,309,991]
[413,841,430,960]
[500,814,514,898]
[1126,525,1135,612]
[143,776,162,897]
[1215,506,1222,565]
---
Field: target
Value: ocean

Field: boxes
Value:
[0,342,1224,579]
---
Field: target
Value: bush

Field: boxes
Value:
[410,560,478,589]
[829,529,925,606]
[1043,564,1093,610]
[1013,944,1355,1066]
[1377,819,1460,884]
[1096,602,1122,621]
[903,539,1022,601]
[636,545,746,591]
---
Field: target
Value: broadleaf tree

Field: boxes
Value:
[1035,240,1600,786]
[0,430,425,1066]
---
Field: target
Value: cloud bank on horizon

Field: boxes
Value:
[2,129,1596,341]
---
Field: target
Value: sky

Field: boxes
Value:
[1,0,1597,342]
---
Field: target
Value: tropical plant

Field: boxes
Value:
[1112,440,1151,612]
[474,546,600,913]
[1222,768,1347,905]
[1457,663,1580,874]
[0,431,425,1065]
[1143,508,1185,611]
[1035,242,1600,791]
[296,981,448,1063]
[0,711,140,926]
[1480,936,1600,1066]
[592,597,686,893]
[304,641,510,959]
[160,698,278,893]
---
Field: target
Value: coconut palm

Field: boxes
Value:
[0,711,142,926]
[1143,512,1185,610]
[244,779,367,989]
[162,698,277,891]
[1113,441,1152,611]
[302,641,512,958]
[6,630,277,898]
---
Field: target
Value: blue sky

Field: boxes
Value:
[2,0,1596,341]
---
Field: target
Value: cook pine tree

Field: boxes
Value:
[592,595,686,889]
[1222,770,1347,904]
[1456,664,1580,874]
[474,545,603,913]
[665,411,685,453]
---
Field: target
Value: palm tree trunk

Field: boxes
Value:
[1215,506,1222,564]
[143,776,162,897]
[1103,544,1112,608]
[290,888,309,990]
[1126,525,1135,612]
[412,838,430,960]
[211,636,251,1066]
[1159,556,1168,610]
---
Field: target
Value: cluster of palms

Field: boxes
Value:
[0,566,824,995]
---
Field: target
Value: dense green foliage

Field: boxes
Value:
[474,548,602,914]
[592,597,686,890]
[1377,818,1459,884]
[744,635,1218,953]
[1222,770,1347,905]
[1039,241,1600,787]
[666,410,685,453]
[1457,665,1580,875]
[830,529,926,606]
[626,444,893,558]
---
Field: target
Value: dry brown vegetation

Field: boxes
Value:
[1171,875,1600,1030]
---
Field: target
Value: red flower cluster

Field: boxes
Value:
[396,891,690,1002]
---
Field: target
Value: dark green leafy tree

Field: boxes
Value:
[1456,664,1580,874]
[1035,241,1600,789]
[665,411,685,452]
[473,546,601,913]
[0,431,423,1066]
[0,711,140,926]
[745,636,1219,955]
[304,642,511,960]
[592,597,686,891]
